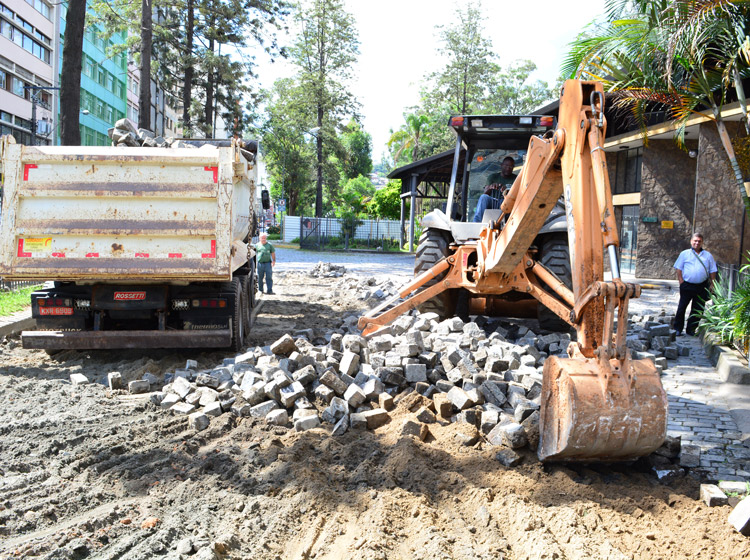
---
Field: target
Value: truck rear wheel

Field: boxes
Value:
[537,235,573,332]
[414,228,456,319]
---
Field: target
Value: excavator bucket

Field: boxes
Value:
[538,354,668,461]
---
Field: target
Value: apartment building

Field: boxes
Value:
[0,0,55,145]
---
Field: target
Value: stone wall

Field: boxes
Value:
[694,122,749,267]
[635,140,698,279]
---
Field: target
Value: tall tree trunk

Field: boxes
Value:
[714,114,750,219]
[139,0,152,131]
[205,35,215,136]
[60,0,86,146]
[315,107,323,217]
[181,0,194,137]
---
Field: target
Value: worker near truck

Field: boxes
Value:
[673,232,717,336]
[473,156,517,222]
[256,233,276,295]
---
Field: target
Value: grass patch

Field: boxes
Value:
[0,285,41,317]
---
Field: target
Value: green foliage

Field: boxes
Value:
[562,0,750,217]
[0,285,42,317]
[487,60,556,114]
[267,225,281,235]
[369,180,402,220]
[700,262,750,348]
[266,233,281,240]
[339,119,373,180]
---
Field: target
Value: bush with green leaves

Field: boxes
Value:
[700,262,750,348]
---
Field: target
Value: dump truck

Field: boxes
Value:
[0,136,260,352]
[360,80,668,462]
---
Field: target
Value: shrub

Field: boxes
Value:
[701,262,750,351]
[267,225,281,235]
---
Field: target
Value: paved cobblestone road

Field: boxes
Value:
[275,248,413,277]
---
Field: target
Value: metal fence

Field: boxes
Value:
[0,279,41,292]
[716,263,750,358]
[287,216,404,251]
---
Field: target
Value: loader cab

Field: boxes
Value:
[432,114,556,242]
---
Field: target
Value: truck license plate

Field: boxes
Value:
[38,307,74,316]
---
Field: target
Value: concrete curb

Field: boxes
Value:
[0,316,35,338]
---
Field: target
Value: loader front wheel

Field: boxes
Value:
[537,235,573,332]
[414,228,456,320]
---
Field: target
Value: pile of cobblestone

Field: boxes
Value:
[626,311,691,372]
[308,262,348,278]
[108,118,172,148]
[112,307,696,474]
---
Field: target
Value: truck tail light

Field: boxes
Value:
[191,298,227,308]
[172,299,190,310]
[449,116,464,127]
[38,297,72,307]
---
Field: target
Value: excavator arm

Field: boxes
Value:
[359,80,667,461]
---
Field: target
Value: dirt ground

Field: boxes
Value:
[1,270,748,560]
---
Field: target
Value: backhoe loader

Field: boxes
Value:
[359,80,668,461]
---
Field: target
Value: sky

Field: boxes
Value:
[247,0,606,164]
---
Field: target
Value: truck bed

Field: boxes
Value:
[0,139,254,282]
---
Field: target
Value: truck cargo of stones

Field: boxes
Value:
[0,135,260,351]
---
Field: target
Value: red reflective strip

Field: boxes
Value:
[51,252,65,257]
[86,253,99,257]
[23,164,38,181]
[17,239,31,257]
[135,252,149,258]
[168,253,183,258]
[204,166,218,183]
[201,240,216,259]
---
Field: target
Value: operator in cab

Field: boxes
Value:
[473,156,517,222]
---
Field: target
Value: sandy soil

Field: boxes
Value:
[0,270,748,560]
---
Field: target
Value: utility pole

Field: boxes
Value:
[24,86,60,146]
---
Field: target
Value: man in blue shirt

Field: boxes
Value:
[673,232,717,336]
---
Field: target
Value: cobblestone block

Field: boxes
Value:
[279,381,306,408]
[250,400,279,418]
[70,373,89,385]
[400,419,428,441]
[344,384,367,408]
[379,392,394,411]
[108,372,123,390]
[495,448,522,467]
[266,409,289,426]
[196,374,220,389]
[377,366,406,387]
[173,376,193,399]
[129,380,150,394]
[204,401,223,417]
[350,412,368,429]
[700,484,728,506]
[332,414,349,436]
[447,386,475,410]
[363,377,384,400]
[405,363,428,383]
[160,393,181,409]
[729,497,750,535]
[231,402,253,417]
[719,481,749,496]
[320,370,349,395]
[415,406,436,424]
[294,414,321,432]
[363,408,389,429]
[188,412,209,431]
[679,443,701,467]
[171,402,196,415]
[270,334,298,356]
[339,351,361,377]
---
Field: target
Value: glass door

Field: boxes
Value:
[619,205,639,275]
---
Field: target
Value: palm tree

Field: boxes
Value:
[563,0,750,218]
[387,113,430,165]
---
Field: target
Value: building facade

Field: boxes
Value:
[0,0,55,145]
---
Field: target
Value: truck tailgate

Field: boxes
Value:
[0,142,245,281]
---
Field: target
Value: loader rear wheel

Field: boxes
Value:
[414,228,456,320]
[537,235,573,332]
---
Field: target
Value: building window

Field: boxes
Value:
[613,147,642,194]
[25,0,51,19]
[0,69,5,89]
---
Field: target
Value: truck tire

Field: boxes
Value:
[414,228,456,319]
[232,278,246,352]
[537,235,573,332]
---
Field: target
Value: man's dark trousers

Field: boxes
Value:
[674,281,709,335]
